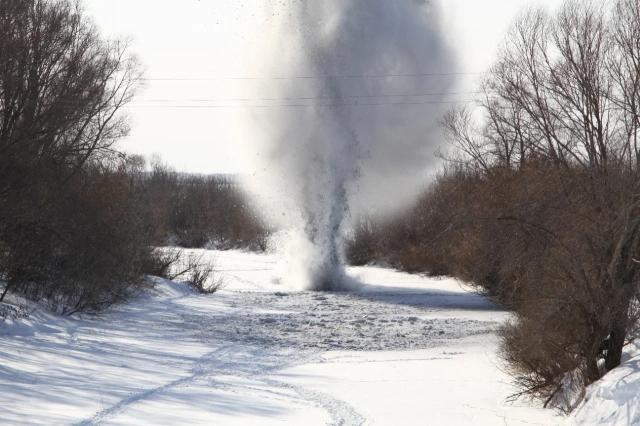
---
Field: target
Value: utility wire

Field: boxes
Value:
[124,99,481,109]
[131,91,485,103]
[47,90,491,107]
[141,71,486,81]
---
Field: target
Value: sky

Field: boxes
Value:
[83,0,562,174]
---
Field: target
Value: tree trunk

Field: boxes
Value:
[0,281,12,302]
[605,308,628,371]
[585,356,601,383]
[604,209,640,371]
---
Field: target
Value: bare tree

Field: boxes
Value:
[0,0,139,203]
[441,0,640,407]
[0,0,141,305]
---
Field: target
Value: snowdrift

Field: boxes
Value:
[571,342,640,425]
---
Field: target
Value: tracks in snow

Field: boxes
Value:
[75,339,364,426]
[73,266,496,425]
[263,379,365,426]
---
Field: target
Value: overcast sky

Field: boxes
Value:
[83,0,562,174]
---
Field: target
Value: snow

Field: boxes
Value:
[272,339,556,426]
[0,249,561,425]
[570,342,640,425]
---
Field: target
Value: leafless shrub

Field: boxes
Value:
[170,253,222,294]
[441,0,640,408]
[0,301,29,322]
[345,219,379,266]
[144,248,184,280]
[0,0,145,313]
[351,0,640,410]
[186,260,222,294]
[1,162,158,315]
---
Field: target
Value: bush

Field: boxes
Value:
[349,0,640,407]
[158,251,222,294]
[143,247,184,280]
[184,256,222,294]
[140,161,270,250]
[1,163,158,315]
[0,0,145,314]
[352,158,640,408]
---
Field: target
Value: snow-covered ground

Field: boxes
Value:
[0,249,562,425]
[570,342,640,425]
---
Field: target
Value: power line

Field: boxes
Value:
[132,90,485,103]
[49,90,490,107]
[141,71,486,82]
[125,99,480,109]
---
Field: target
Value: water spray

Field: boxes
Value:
[240,0,457,291]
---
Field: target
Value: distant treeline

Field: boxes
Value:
[133,159,269,250]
